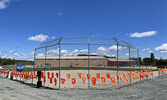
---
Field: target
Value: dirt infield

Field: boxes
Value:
[0,74,167,100]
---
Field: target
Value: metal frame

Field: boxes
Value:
[34,36,139,89]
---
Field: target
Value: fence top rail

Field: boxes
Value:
[113,37,137,49]
[63,37,89,39]
[38,37,63,48]
[36,36,138,49]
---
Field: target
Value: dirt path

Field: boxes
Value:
[0,75,167,100]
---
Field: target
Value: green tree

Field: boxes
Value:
[150,52,155,65]
[143,57,151,65]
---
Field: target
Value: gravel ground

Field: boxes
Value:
[0,74,167,100]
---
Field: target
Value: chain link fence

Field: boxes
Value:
[33,37,141,89]
[0,37,162,90]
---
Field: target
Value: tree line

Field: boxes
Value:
[0,53,166,67]
[139,53,167,68]
[0,58,33,65]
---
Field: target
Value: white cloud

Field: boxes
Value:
[28,34,57,42]
[109,46,117,51]
[129,31,157,38]
[0,46,126,60]
[70,49,79,56]
[28,34,49,42]
[80,49,88,54]
[47,49,70,56]
[0,0,10,9]
[159,51,167,53]
[0,50,34,60]
[91,53,97,55]
[20,52,34,60]
[2,50,19,59]
[96,47,108,54]
[47,49,59,56]
[0,0,22,10]
[95,46,121,57]
[8,50,15,54]
[111,54,116,57]
[37,53,44,57]
[96,45,123,55]
[51,36,55,39]
[72,49,79,53]
[105,54,117,57]
[142,48,153,54]
[13,52,19,56]
[2,50,18,58]
[47,49,87,56]
[0,46,117,60]
[155,43,167,53]
[126,53,129,56]
[61,50,68,56]
[2,54,10,58]
[109,45,122,51]
[57,12,62,16]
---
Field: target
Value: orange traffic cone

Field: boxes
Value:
[111,77,115,84]
[71,78,76,85]
[87,74,90,80]
[54,78,57,86]
[66,73,71,79]
[96,73,100,79]
[101,77,105,83]
[106,72,110,79]
[92,77,97,85]
[78,73,82,78]
[82,77,86,83]
[61,78,66,85]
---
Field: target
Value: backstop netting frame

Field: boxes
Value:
[33,37,141,89]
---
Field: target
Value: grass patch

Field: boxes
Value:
[1,65,159,72]
[23,67,158,72]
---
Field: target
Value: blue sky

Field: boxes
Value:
[0,0,167,60]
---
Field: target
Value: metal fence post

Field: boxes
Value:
[32,48,37,84]
[58,42,61,89]
[117,43,119,88]
[44,46,47,87]
[129,47,131,85]
[146,60,148,80]
[58,37,63,90]
[113,37,120,88]
[88,37,90,89]
[137,48,141,82]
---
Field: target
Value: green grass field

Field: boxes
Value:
[1,65,158,71]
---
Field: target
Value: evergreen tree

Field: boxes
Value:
[150,53,155,65]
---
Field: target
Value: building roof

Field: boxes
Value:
[108,58,135,62]
[36,56,106,60]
